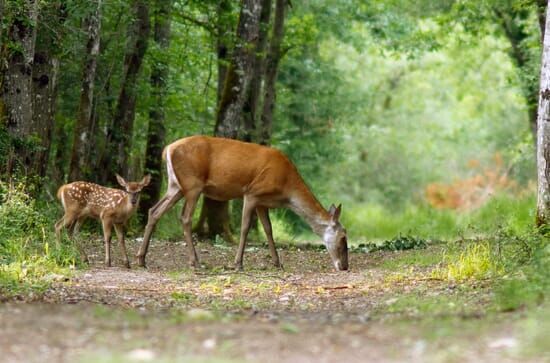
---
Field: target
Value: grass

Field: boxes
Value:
[434,242,504,282]
[0,181,80,297]
[379,248,444,270]
[343,193,535,241]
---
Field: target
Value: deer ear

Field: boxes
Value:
[141,174,151,187]
[328,204,336,216]
[330,204,342,222]
[115,174,128,188]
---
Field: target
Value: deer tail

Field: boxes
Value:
[56,186,67,209]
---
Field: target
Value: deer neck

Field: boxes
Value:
[288,183,330,236]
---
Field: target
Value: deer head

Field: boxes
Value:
[323,204,349,271]
[116,174,151,205]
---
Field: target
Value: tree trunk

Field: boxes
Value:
[194,0,234,240]
[52,121,69,185]
[139,0,173,224]
[260,0,287,145]
[536,2,550,226]
[214,0,263,138]
[242,0,272,142]
[1,0,39,175]
[216,0,232,102]
[69,0,102,182]
[195,0,263,242]
[30,51,59,180]
[102,0,150,183]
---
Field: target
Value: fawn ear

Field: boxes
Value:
[329,204,342,222]
[116,174,128,188]
[140,174,151,187]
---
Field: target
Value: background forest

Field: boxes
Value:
[1,0,544,238]
[1,1,550,361]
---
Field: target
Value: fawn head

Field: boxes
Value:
[116,174,152,205]
[323,204,349,271]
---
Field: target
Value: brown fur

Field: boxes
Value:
[137,136,348,271]
[55,175,150,268]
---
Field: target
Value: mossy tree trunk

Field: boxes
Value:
[194,0,263,243]
[139,0,174,224]
[100,0,150,184]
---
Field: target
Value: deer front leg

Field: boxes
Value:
[181,190,201,268]
[137,190,183,267]
[102,219,113,267]
[235,197,257,271]
[114,224,129,268]
[257,207,281,268]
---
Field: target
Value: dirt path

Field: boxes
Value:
[1,240,547,362]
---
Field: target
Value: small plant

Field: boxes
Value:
[434,242,503,281]
[0,181,79,297]
[352,235,428,253]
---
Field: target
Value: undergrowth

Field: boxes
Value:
[0,181,79,297]
[344,193,535,240]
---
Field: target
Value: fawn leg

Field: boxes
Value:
[72,217,89,264]
[114,224,129,268]
[102,219,113,267]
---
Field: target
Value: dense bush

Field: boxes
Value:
[0,182,80,296]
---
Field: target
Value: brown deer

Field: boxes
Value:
[55,174,151,268]
[136,136,348,271]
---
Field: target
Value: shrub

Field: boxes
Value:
[0,181,79,297]
[433,242,504,281]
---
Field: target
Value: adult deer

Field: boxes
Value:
[136,136,348,271]
[55,174,151,268]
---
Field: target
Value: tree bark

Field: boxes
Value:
[214,0,263,138]
[195,0,234,241]
[536,1,550,226]
[1,0,39,175]
[101,0,150,183]
[242,0,272,142]
[195,0,263,242]
[260,0,287,145]
[69,0,102,182]
[139,0,173,224]
[30,50,59,180]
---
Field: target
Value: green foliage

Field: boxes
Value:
[0,181,79,297]
[342,193,535,241]
[353,235,427,253]
[494,234,550,311]
[434,242,504,281]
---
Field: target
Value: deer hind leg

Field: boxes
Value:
[55,212,77,243]
[114,224,129,268]
[102,219,113,267]
[235,196,258,271]
[256,207,281,268]
[181,189,201,268]
[136,189,183,267]
[72,217,89,264]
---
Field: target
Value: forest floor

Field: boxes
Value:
[1,238,549,363]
